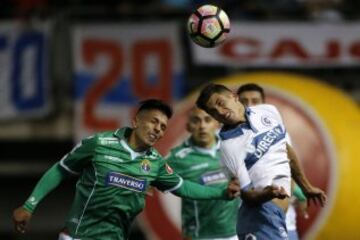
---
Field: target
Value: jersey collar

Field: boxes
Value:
[185,136,220,158]
[114,127,155,160]
[219,107,258,140]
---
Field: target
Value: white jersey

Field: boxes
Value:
[219,104,291,196]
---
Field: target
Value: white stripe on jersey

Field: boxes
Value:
[165,176,184,193]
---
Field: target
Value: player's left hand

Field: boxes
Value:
[226,178,241,199]
[304,186,327,207]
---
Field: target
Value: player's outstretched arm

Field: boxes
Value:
[287,144,327,207]
[12,163,70,234]
[172,179,240,200]
[241,185,289,206]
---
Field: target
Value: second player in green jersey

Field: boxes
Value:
[167,107,239,240]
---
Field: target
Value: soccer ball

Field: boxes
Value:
[187,4,230,48]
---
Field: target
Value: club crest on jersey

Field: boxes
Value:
[140,159,151,173]
[106,172,147,192]
[261,115,272,126]
[165,164,173,174]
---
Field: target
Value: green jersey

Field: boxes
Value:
[59,128,181,239]
[23,127,229,240]
[167,138,239,239]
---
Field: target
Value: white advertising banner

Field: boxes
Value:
[191,23,360,67]
[0,22,51,120]
[72,22,185,140]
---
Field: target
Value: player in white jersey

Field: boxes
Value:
[237,83,309,240]
[196,84,326,240]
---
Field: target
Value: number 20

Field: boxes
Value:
[82,39,172,131]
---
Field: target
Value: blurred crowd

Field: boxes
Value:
[0,0,359,21]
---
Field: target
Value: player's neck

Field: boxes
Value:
[225,105,246,129]
[233,103,247,124]
[191,136,216,149]
[127,132,149,152]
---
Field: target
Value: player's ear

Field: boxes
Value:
[132,115,139,129]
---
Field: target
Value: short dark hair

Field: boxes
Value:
[237,83,265,101]
[137,99,173,119]
[196,84,232,112]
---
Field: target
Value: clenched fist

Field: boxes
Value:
[13,206,32,234]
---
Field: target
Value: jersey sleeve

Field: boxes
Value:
[293,183,307,202]
[265,104,292,145]
[23,163,70,213]
[172,179,226,200]
[264,104,287,126]
[260,104,290,138]
[220,143,251,190]
[152,161,183,192]
[59,136,96,175]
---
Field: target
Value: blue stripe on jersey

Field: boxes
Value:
[219,122,251,140]
[244,125,286,170]
[219,108,257,140]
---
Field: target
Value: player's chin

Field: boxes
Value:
[198,134,209,141]
[145,137,159,146]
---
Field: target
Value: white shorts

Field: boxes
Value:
[58,232,81,240]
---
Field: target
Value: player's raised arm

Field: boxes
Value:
[287,143,327,207]
[152,162,240,200]
[172,178,240,200]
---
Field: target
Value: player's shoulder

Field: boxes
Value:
[167,141,193,160]
[94,130,116,138]
[248,104,282,121]
[91,131,119,145]
[220,136,242,150]
[249,104,279,114]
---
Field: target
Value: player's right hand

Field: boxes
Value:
[265,185,289,199]
[13,206,32,234]
[303,185,327,207]
[226,178,241,199]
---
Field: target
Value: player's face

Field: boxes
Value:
[205,92,243,125]
[186,108,219,148]
[132,109,168,149]
[238,90,264,107]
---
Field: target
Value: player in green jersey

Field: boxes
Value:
[167,107,240,240]
[13,99,241,240]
